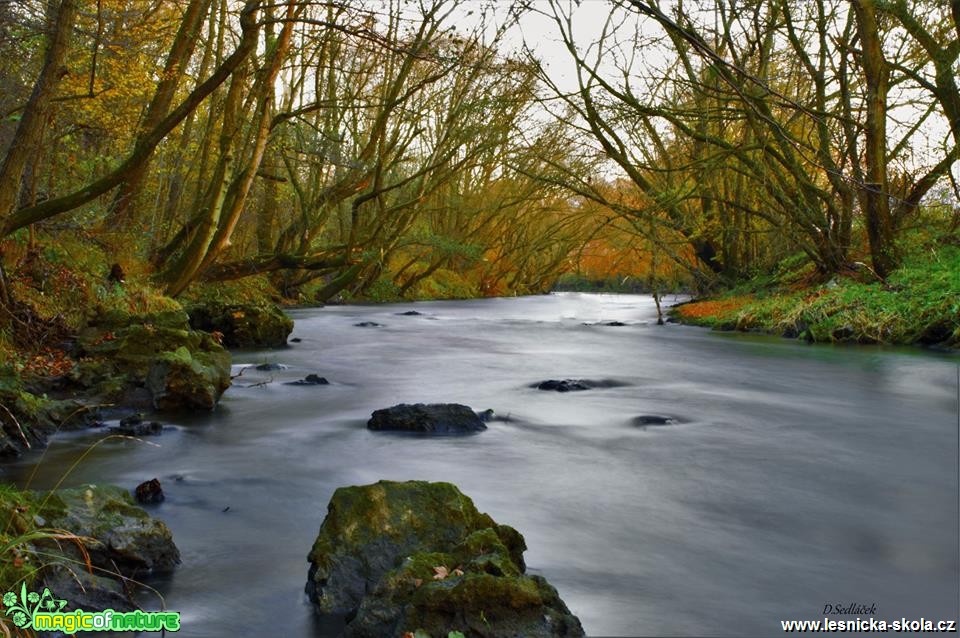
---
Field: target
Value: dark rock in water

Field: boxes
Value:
[255,362,287,371]
[368,403,486,434]
[135,478,165,504]
[534,379,590,392]
[110,413,163,436]
[396,310,423,316]
[533,378,628,392]
[290,337,303,343]
[306,480,584,638]
[286,374,329,386]
[186,301,293,348]
[604,321,627,326]
[354,321,381,327]
[632,415,675,426]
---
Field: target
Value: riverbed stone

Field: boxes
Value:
[532,379,627,392]
[186,301,294,348]
[367,404,486,434]
[110,413,163,436]
[306,480,583,637]
[286,373,329,386]
[135,478,165,504]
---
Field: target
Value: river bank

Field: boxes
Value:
[670,245,960,349]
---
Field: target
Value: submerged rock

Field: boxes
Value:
[534,379,590,392]
[110,413,163,436]
[396,310,423,316]
[354,321,382,327]
[306,480,583,638]
[255,362,287,371]
[135,478,165,504]
[532,378,627,393]
[367,404,486,434]
[632,415,675,426]
[286,374,329,386]
[186,301,294,348]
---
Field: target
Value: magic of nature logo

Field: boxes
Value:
[2,584,180,634]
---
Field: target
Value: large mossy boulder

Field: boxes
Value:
[186,301,293,348]
[74,309,231,411]
[306,480,583,638]
[367,404,487,434]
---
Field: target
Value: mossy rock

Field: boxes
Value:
[0,369,98,457]
[37,484,180,575]
[307,480,583,638]
[75,312,231,411]
[146,345,231,411]
[186,301,293,348]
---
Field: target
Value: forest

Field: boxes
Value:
[0,1,958,637]
[0,0,956,333]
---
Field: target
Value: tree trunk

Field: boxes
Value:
[852,0,896,277]
[0,0,77,222]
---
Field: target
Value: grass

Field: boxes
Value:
[672,243,960,347]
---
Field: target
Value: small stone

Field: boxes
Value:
[286,374,329,386]
[134,479,164,504]
[354,321,381,327]
[110,414,163,436]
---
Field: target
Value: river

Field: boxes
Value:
[6,293,959,636]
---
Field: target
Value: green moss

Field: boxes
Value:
[673,245,960,347]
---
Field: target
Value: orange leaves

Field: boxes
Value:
[90,331,116,346]
[675,296,753,319]
[21,347,74,378]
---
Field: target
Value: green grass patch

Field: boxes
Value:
[673,245,960,347]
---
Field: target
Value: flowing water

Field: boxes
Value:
[5,293,959,637]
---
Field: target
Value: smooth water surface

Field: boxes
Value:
[6,294,959,636]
